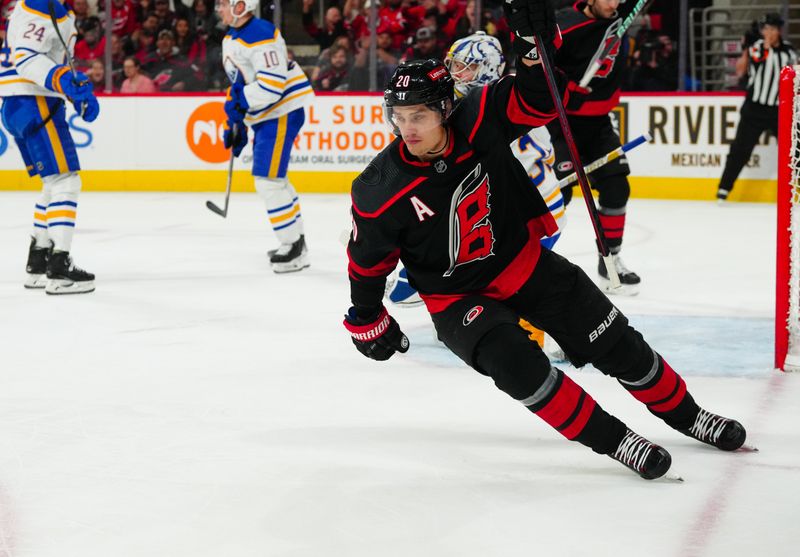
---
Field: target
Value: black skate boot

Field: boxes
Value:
[680,408,746,451]
[598,253,641,296]
[269,235,309,274]
[46,251,95,295]
[25,238,51,289]
[609,429,672,480]
[268,234,304,259]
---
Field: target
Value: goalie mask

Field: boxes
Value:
[383,59,454,136]
[445,32,506,98]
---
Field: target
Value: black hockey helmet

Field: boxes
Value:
[384,59,454,135]
[759,12,785,28]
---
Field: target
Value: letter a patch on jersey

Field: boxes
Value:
[409,196,436,222]
[444,163,495,277]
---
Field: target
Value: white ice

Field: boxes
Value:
[0,192,797,557]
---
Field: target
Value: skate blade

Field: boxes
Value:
[24,274,47,289]
[599,278,640,297]
[737,444,759,453]
[45,279,95,295]
[661,473,685,483]
[271,257,310,274]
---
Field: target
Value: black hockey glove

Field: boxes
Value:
[504,0,559,60]
[566,81,591,111]
[343,306,410,361]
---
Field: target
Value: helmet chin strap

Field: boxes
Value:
[427,129,449,156]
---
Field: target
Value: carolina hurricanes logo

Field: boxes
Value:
[444,163,495,277]
[588,19,623,80]
[463,305,484,326]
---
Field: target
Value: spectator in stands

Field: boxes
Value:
[142,13,161,36]
[73,0,91,34]
[379,0,425,51]
[626,32,678,91]
[111,0,140,37]
[313,44,351,91]
[88,59,108,93]
[311,35,354,83]
[121,55,158,93]
[135,29,157,63]
[302,0,349,51]
[153,0,176,32]
[401,26,444,63]
[348,23,400,91]
[174,16,206,66]
[143,29,199,91]
[74,17,106,67]
[189,0,217,39]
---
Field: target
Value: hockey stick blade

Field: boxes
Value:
[206,200,227,218]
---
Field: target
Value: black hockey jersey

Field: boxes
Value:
[348,62,566,315]
[555,0,637,116]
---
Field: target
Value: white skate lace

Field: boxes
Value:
[689,409,728,444]
[613,430,652,472]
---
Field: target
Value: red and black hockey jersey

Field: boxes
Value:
[347,62,566,315]
[555,0,637,116]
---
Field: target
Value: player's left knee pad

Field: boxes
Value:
[591,326,653,382]
[595,174,630,210]
[474,323,553,401]
[45,171,82,197]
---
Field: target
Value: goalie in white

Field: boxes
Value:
[217,0,314,273]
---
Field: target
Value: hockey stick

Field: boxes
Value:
[578,0,652,88]
[206,124,237,218]
[556,132,651,189]
[532,35,620,288]
[47,0,86,118]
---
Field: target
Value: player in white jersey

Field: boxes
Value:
[217,0,314,273]
[1,0,100,294]
[385,33,566,328]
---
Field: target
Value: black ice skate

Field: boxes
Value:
[609,429,672,480]
[598,253,640,296]
[269,235,309,274]
[681,408,746,451]
[25,238,51,289]
[46,251,95,295]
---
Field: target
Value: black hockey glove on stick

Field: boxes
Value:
[532,33,621,288]
[344,306,409,361]
[504,0,558,60]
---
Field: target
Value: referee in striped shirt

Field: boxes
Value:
[717,12,798,201]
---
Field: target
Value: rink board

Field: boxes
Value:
[0,92,777,202]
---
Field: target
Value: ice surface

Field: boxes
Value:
[0,192,797,557]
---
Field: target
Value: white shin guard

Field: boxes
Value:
[42,172,82,252]
[254,177,303,245]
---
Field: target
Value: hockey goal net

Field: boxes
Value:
[776,64,800,371]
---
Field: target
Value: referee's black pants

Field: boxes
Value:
[718,100,778,197]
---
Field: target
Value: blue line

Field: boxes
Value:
[48,221,75,227]
[34,223,47,229]
[273,218,297,231]
[258,70,285,80]
[258,83,282,95]
[282,81,310,96]
[48,200,78,208]
[35,204,46,210]
[548,198,565,211]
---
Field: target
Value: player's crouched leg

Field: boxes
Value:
[431,297,672,478]
[592,327,746,451]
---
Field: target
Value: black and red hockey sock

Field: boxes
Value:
[523,367,627,455]
[619,353,700,430]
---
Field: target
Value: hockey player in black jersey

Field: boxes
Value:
[343,0,746,480]
[550,0,641,294]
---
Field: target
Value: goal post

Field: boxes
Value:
[776,64,800,371]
